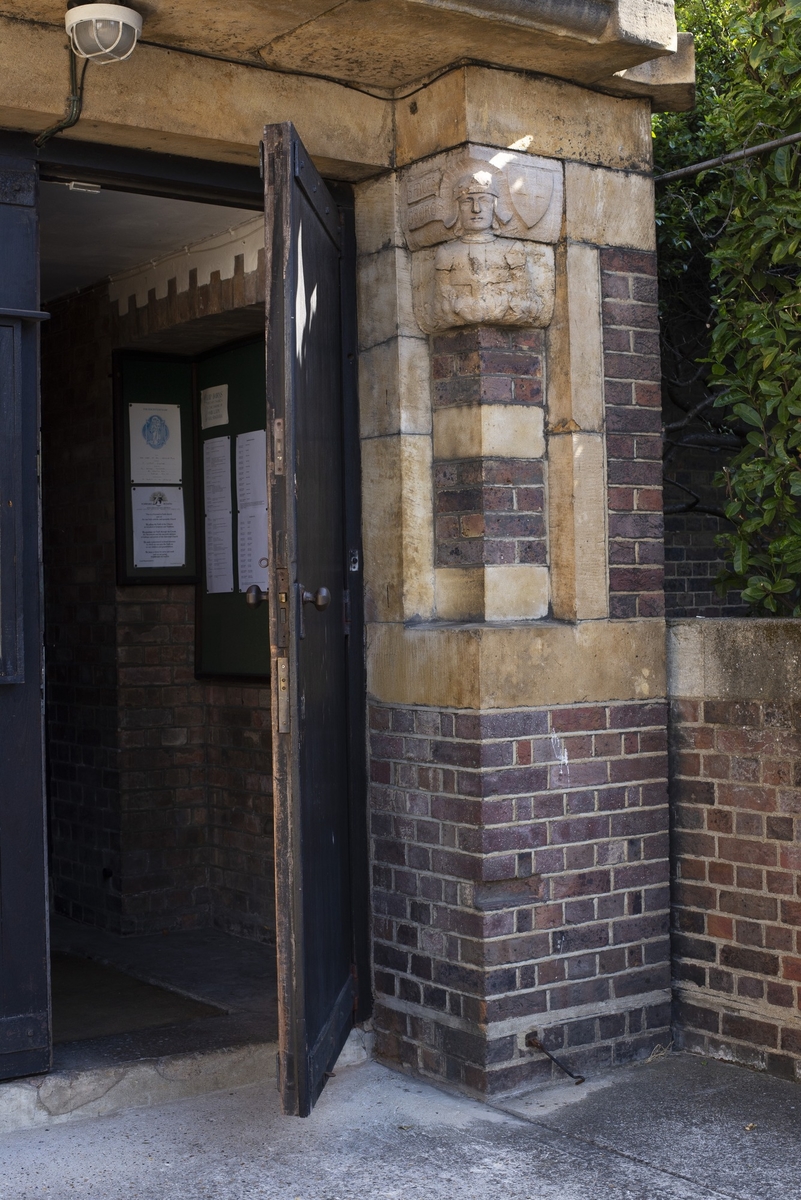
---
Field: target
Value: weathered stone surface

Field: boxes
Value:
[668,619,801,702]
[433,405,545,461]
[548,432,608,622]
[484,564,549,620]
[565,164,656,250]
[397,69,654,171]
[0,17,392,177]
[368,619,666,709]
[356,246,417,350]
[358,337,432,439]
[596,31,696,113]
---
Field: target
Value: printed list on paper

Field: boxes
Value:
[203,435,233,593]
[236,430,269,593]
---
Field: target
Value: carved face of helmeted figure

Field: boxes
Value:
[451,170,500,240]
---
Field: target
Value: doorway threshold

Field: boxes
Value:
[0,918,278,1133]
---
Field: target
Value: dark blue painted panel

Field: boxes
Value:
[0,149,51,1081]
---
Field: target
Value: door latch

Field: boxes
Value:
[276,568,290,648]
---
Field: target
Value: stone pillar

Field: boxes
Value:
[356,67,670,1096]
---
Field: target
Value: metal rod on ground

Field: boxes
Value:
[655,130,801,184]
[525,1034,585,1085]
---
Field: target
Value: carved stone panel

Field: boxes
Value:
[402,145,562,334]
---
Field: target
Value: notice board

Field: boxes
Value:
[115,353,197,584]
[195,339,271,680]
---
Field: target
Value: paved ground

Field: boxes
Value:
[0,1052,798,1199]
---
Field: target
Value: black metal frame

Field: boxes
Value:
[4,128,372,1050]
[112,349,199,585]
[329,183,372,1026]
[0,317,26,683]
[0,132,264,209]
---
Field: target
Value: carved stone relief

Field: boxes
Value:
[402,146,562,334]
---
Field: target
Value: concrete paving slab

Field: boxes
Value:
[497,1051,801,1200]
[0,1053,796,1200]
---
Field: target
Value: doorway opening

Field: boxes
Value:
[39,178,281,1071]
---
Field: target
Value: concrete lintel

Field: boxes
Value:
[0,16,392,177]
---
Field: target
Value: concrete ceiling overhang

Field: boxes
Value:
[0,0,677,93]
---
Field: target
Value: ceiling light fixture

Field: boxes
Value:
[65,1,143,64]
[34,1,142,146]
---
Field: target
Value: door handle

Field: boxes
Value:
[245,584,269,608]
[301,586,331,611]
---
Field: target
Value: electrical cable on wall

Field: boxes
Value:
[34,48,89,149]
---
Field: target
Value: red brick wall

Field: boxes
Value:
[601,248,665,619]
[670,697,801,1081]
[371,699,671,1094]
[42,282,275,943]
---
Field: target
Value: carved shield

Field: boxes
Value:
[506,163,556,231]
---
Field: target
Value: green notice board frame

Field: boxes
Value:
[195,338,271,681]
[114,352,198,585]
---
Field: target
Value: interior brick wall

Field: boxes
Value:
[42,289,122,928]
[42,278,275,943]
[601,248,665,620]
[670,697,801,1082]
[370,699,671,1094]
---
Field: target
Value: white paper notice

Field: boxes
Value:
[236,430,268,511]
[203,436,232,514]
[205,514,234,593]
[238,507,269,592]
[129,403,182,484]
[131,486,186,568]
[200,384,229,430]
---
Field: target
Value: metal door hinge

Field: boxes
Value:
[273,418,285,476]
[276,657,289,733]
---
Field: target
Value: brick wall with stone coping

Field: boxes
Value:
[668,619,801,1083]
[370,698,671,1094]
[670,697,801,1080]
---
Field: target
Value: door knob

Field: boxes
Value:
[301,586,331,611]
[245,584,268,607]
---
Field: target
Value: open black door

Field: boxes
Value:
[264,124,361,1116]
[0,149,51,1080]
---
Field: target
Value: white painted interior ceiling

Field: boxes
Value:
[39,181,257,302]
